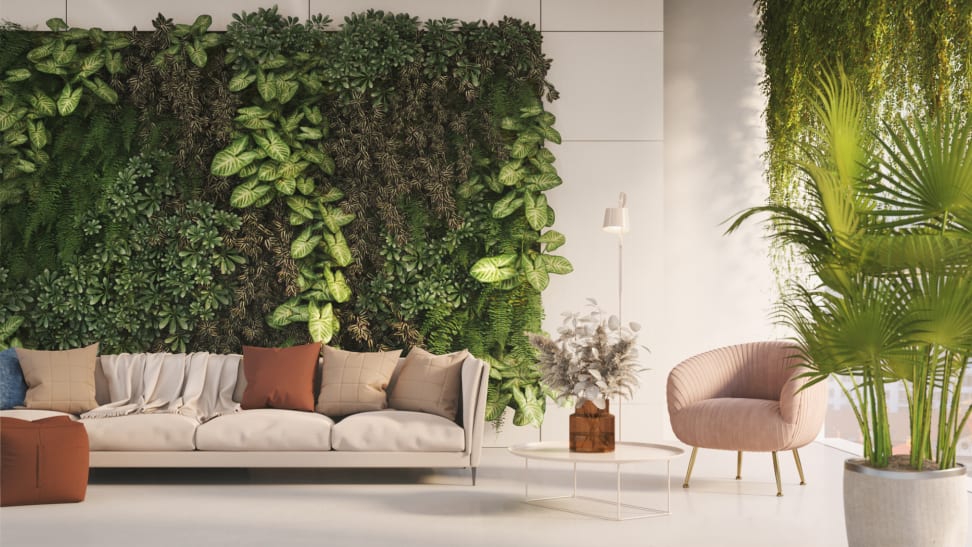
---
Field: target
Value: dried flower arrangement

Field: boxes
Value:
[528,299,644,409]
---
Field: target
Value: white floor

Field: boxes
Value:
[2,442,970,547]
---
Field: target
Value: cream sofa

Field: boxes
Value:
[1,354,490,484]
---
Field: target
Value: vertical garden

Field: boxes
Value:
[0,8,571,426]
[756,0,972,206]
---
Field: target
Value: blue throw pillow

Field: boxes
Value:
[0,348,27,409]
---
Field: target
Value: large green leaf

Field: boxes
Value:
[29,91,57,117]
[511,138,536,159]
[484,382,513,422]
[319,187,345,203]
[78,54,104,77]
[323,232,353,267]
[255,129,290,162]
[470,254,518,283]
[541,126,562,144]
[267,297,307,328]
[498,160,524,186]
[27,120,47,149]
[307,302,335,343]
[523,192,547,230]
[525,172,562,191]
[229,180,272,208]
[82,77,118,104]
[324,268,352,303]
[229,71,256,92]
[275,177,296,195]
[512,385,545,427]
[191,14,213,33]
[539,254,574,275]
[537,230,566,252]
[519,104,544,118]
[256,71,276,101]
[524,257,550,291]
[0,105,28,131]
[275,79,299,104]
[491,192,523,219]
[56,85,82,116]
[5,68,31,82]
[287,196,316,220]
[291,227,322,259]
[211,146,258,177]
[105,51,124,74]
[321,205,354,232]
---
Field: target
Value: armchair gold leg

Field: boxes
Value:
[736,451,742,480]
[772,451,782,497]
[792,449,806,485]
[683,447,698,488]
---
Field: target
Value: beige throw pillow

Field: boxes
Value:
[316,346,402,417]
[16,343,99,414]
[389,347,468,421]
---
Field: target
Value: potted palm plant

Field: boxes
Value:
[729,70,972,547]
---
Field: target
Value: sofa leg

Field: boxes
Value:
[792,449,806,485]
[772,451,782,497]
[736,451,743,480]
[471,467,477,486]
[683,447,698,488]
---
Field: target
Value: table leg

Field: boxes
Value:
[616,464,622,521]
[524,458,529,499]
[666,460,671,513]
[572,463,577,497]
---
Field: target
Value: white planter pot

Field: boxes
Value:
[843,459,968,547]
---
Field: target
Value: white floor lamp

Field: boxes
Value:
[602,192,629,440]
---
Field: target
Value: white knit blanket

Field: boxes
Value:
[81,352,241,422]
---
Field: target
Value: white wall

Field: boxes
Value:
[0,0,776,445]
[660,0,777,436]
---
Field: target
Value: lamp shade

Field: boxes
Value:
[602,208,629,233]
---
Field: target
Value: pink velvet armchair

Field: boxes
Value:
[666,341,827,496]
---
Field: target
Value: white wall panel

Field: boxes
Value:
[1,0,66,29]
[66,0,308,31]
[541,0,662,32]
[310,0,539,26]
[661,0,776,438]
[543,32,663,141]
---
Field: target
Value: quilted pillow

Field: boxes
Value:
[388,347,468,421]
[241,343,321,412]
[0,348,27,410]
[316,346,402,417]
[16,343,99,414]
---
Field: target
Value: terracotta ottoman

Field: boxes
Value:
[1,416,89,506]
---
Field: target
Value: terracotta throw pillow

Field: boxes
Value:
[16,343,99,414]
[241,343,321,412]
[316,346,402,417]
[389,347,468,421]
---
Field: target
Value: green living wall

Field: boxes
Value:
[757,0,972,207]
[0,8,571,426]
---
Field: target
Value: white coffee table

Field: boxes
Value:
[508,441,684,521]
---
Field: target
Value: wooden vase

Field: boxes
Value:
[569,399,615,453]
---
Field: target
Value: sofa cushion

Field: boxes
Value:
[242,343,321,412]
[388,347,467,421]
[17,343,99,414]
[331,409,464,452]
[0,348,27,409]
[196,409,334,451]
[81,414,198,451]
[317,347,401,417]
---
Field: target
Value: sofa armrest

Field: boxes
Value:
[461,355,490,467]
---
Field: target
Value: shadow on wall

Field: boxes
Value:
[662,0,777,363]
